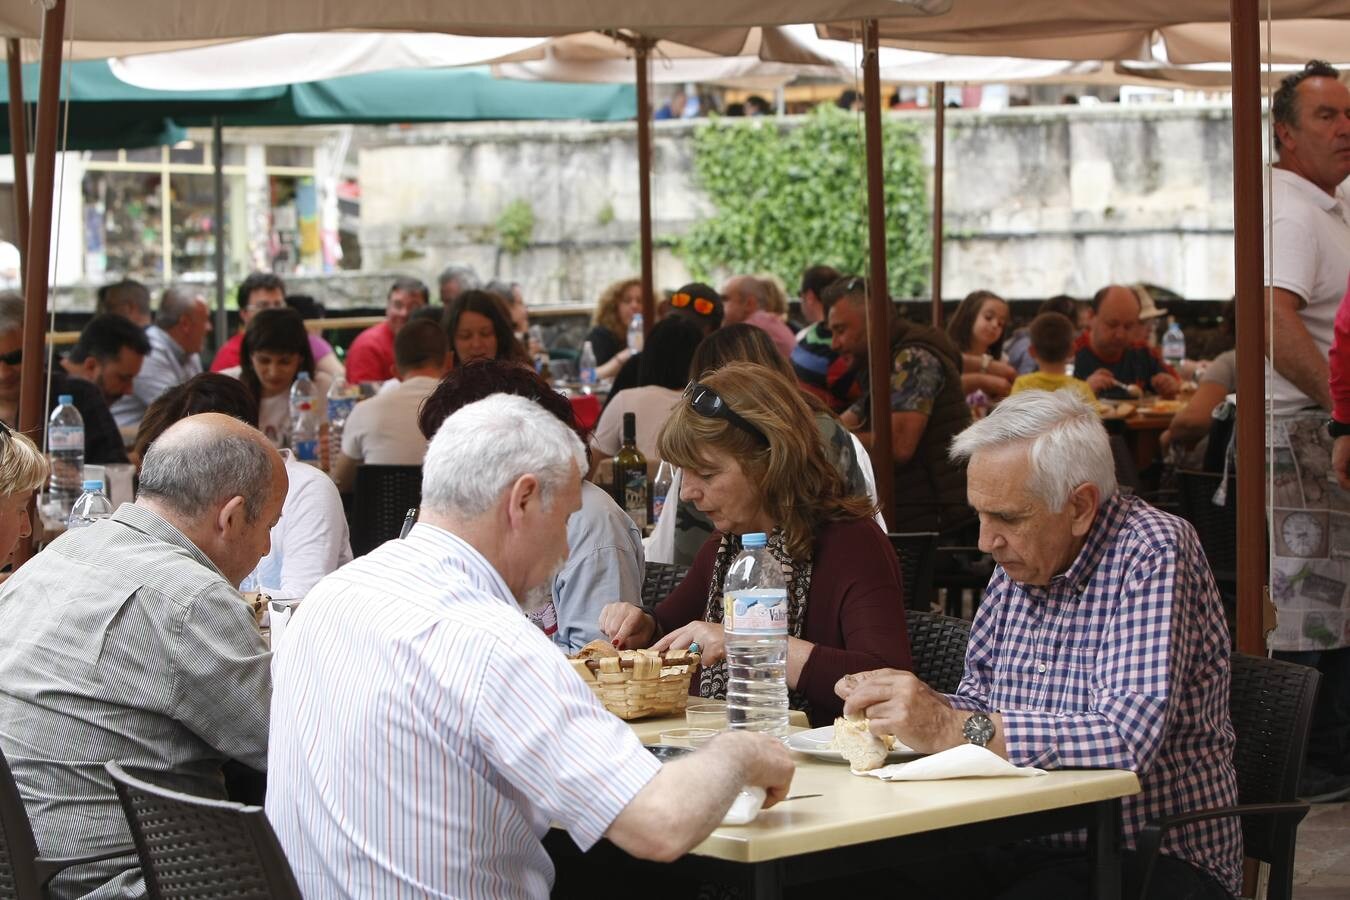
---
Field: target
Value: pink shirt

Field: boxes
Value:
[344,321,396,384]
[209,331,334,373]
[1331,276,1350,423]
[746,309,798,358]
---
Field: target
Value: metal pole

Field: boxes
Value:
[212,117,228,342]
[1229,0,1266,656]
[634,40,655,339]
[863,19,895,529]
[931,81,945,329]
[6,39,30,276]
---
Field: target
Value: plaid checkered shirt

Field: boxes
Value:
[948,493,1242,896]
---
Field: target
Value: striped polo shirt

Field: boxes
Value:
[265,522,660,899]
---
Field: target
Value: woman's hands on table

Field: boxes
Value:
[653,620,726,667]
[598,602,656,649]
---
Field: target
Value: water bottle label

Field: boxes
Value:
[724,588,788,634]
[327,397,356,422]
[293,438,319,462]
[49,426,83,451]
[652,491,668,523]
[580,366,597,385]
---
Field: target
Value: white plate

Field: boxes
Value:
[786,725,924,763]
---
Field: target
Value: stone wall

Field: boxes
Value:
[354,103,1241,308]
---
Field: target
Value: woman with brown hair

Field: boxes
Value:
[598,361,910,726]
[442,290,530,368]
[584,277,642,380]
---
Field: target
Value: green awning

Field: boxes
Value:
[0,60,636,151]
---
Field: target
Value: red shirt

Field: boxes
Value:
[654,517,912,726]
[345,321,396,383]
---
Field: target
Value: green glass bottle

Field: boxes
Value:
[612,412,648,529]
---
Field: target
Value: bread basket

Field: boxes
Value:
[569,648,701,720]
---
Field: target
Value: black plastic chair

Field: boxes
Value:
[888,532,938,611]
[1,747,134,900]
[106,762,302,900]
[1175,469,1237,594]
[640,562,689,611]
[904,609,971,695]
[1133,654,1319,900]
[349,464,422,557]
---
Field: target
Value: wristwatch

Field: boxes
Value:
[963,713,995,748]
[980,353,992,373]
[1330,418,1350,439]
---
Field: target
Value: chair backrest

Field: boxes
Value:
[106,763,302,900]
[641,562,689,610]
[888,532,938,611]
[0,748,42,900]
[905,609,971,695]
[350,464,422,557]
[1228,653,1320,868]
[1175,469,1237,584]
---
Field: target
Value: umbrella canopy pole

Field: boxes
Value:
[1229,0,1266,655]
[931,81,945,328]
[213,118,228,342]
[863,19,895,529]
[18,0,65,442]
[6,39,29,277]
[634,39,655,338]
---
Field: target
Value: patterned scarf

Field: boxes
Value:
[698,528,813,717]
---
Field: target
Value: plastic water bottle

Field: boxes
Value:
[289,372,320,465]
[47,394,84,519]
[652,460,674,524]
[1162,317,1186,370]
[627,312,644,354]
[67,479,114,529]
[326,374,360,472]
[579,340,597,387]
[723,532,789,737]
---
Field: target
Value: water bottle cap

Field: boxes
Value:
[296,372,311,381]
[741,532,767,548]
[82,479,103,491]
[58,394,73,405]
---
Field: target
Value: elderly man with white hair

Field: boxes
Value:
[837,390,1241,900]
[266,393,794,899]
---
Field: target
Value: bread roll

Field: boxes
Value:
[831,716,892,772]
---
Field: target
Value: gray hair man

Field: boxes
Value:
[268,393,794,899]
[836,390,1241,899]
[0,413,286,899]
[438,263,480,304]
[721,273,796,356]
[110,284,213,431]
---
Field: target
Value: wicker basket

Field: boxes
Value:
[569,649,701,720]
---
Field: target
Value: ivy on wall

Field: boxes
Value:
[675,105,931,298]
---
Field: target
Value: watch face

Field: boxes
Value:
[964,713,995,747]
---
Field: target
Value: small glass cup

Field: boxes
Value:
[686,700,728,731]
[659,727,717,748]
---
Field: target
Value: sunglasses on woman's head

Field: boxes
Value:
[671,292,716,316]
[683,381,769,447]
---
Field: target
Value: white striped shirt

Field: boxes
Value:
[265,523,661,899]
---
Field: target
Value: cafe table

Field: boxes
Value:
[552,714,1141,900]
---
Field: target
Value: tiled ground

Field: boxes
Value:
[1294,801,1350,898]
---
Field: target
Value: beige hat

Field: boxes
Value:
[1132,284,1167,320]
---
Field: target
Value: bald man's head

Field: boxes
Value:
[1089,285,1141,360]
[138,413,283,524]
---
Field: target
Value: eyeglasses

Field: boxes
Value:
[0,348,20,367]
[671,292,716,316]
[684,381,769,447]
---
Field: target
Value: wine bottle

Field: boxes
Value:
[612,412,648,529]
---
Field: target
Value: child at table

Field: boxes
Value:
[225,307,331,448]
[1010,312,1097,405]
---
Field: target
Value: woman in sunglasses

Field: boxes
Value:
[598,362,910,726]
[0,421,47,569]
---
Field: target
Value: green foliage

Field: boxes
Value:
[496,199,536,255]
[596,201,616,227]
[676,105,930,298]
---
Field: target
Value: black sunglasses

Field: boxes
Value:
[0,348,20,367]
[684,381,769,447]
